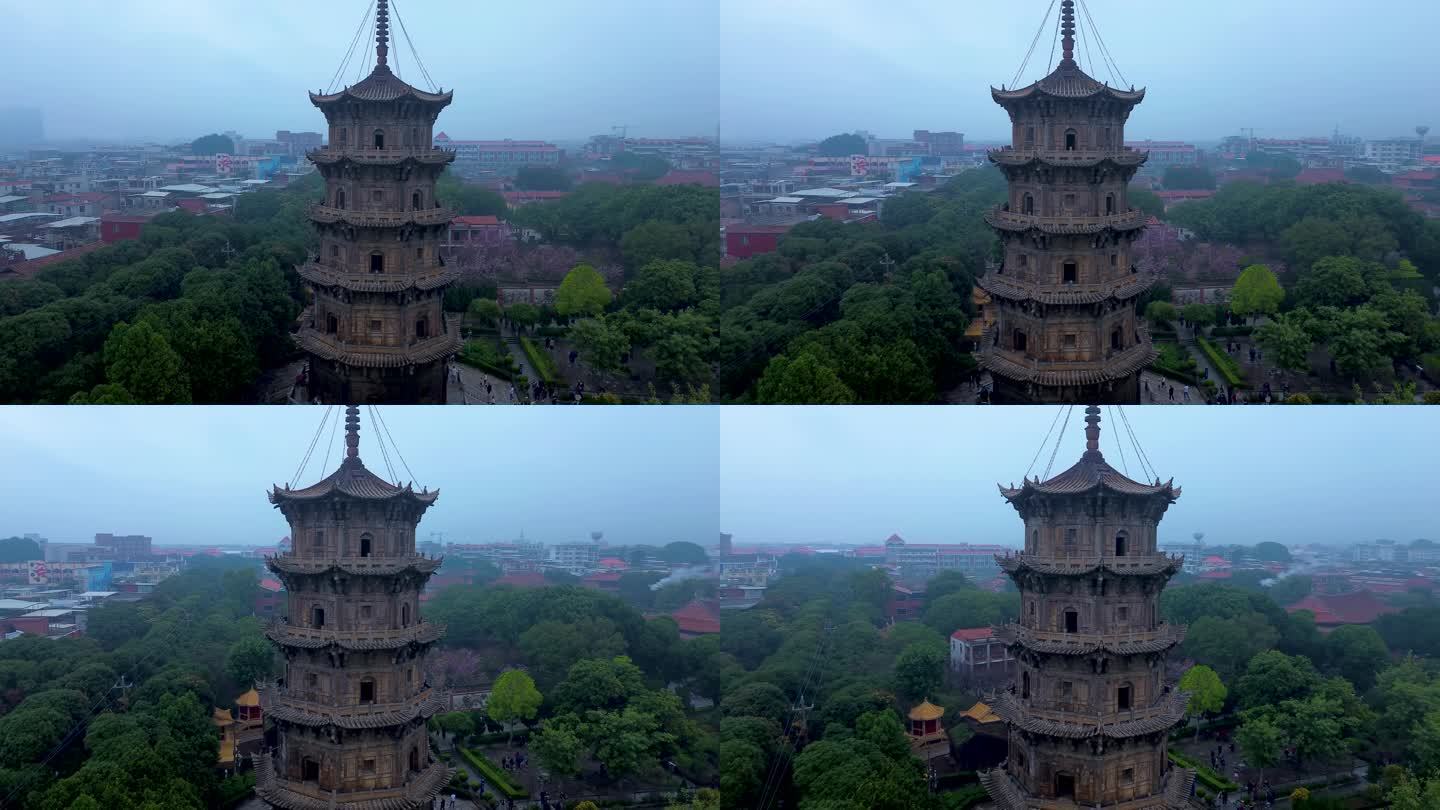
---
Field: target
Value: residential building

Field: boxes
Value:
[433,133,562,177]
[883,534,1007,582]
[1125,140,1198,169]
[950,627,1016,680]
[1365,138,1423,164]
[550,542,600,573]
[914,130,966,156]
[94,533,152,562]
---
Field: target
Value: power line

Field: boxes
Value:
[1107,405,1130,477]
[1009,0,1058,88]
[391,0,439,92]
[321,403,343,477]
[289,405,334,488]
[1042,405,1074,480]
[366,405,399,483]
[1079,0,1129,87]
[325,1,373,94]
[1024,407,1066,481]
[372,406,421,488]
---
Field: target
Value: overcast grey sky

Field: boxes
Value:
[9,0,718,144]
[721,0,1440,143]
[0,407,719,547]
[719,407,1438,548]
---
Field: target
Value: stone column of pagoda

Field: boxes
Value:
[976,0,1158,404]
[255,406,451,809]
[979,406,1200,809]
[298,0,461,404]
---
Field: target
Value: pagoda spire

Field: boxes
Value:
[345,405,361,460]
[375,0,390,69]
[1083,404,1102,454]
[1060,0,1076,63]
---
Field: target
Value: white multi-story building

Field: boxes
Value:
[1364,139,1423,164]
[950,628,1015,681]
[550,542,600,573]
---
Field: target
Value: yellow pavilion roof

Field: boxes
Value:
[960,701,1002,724]
[909,700,945,722]
[235,688,261,707]
[212,707,234,726]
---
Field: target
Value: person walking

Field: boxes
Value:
[1182,384,1190,402]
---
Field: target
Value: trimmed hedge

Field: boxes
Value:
[458,339,519,381]
[1196,336,1247,387]
[460,748,529,799]
[1210,325,1255,338]
[519,336,563,385]
[1168,749,1239,793]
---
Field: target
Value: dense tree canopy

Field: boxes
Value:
[818,133,867,157]
[189,133,234,156]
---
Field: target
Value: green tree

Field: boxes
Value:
[555,264,613,318]
[436,172,509,217]
[504,302,541,333]
[923,571,974,608]
[1256,314,1314,373]
[551,656,644,716]
[661,541,709,564]
[1180,302,1218,328]
[569,316,630,372]
[1230,265,1285,321]
[466,297,501,326]
[1237,716,1283,781]
[435,711,476,747]
[190,133,234,155]
[1251,541,1292,562]
[1184,613,1280,682]
[1163,166,1217,190]
[625,260,700,312]
[1145,300,1178,324]
[1387,769,1440,810]
[515,166,573,192]
[818,133,867,157]
[923,590,1019,636]
[1322,624,1389,691]
[755,351,857,404]
[103,320,192,404]
[892,642,946,701]
[723,682,788,722]
[719,739,767,807]
[621,221,701,270]
[223,636,273,688]
[532,713,585,777]
[487,669,543,741]
[1178,665,1227,737]
[1129,188,1165,218]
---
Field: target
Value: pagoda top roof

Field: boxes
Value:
[992,2,1143,106]
[270,406,438,506]
[309,0,451,108]
[992,60,1144,105]
[310,65,453,107]
[1000,407,1178,503]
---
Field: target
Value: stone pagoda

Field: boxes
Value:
[298,0,460,404]
[255,406,451,809]
[979,406,1198,808]
[977,0,1156,403]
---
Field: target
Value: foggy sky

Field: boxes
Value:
[719,407,1439,548]
[9,0,718,144]
[0,407,719,547]
[720,0,1440,143]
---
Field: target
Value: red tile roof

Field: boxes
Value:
[452,215,502,226]
[1286,590,1399,626]
[583,571,623,582]
[655,170,719,187]
[597,557,629,569]
[259,578,283,592]
[951,627,995,642]
[670,599,721,635]
[0,241,107,278]
[1295,168,1348,186]
[495,572,548,588]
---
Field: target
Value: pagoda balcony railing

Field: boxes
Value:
[264,684,436,716]
[996,549,1185,570]
[307,146,455,165]
[255,750,450,808]
[980,763,1188,810]
[985,208,1147,233]
[979,266,1153,304]
[267,551,445,570]
[977,323,1156,378]
[266,618,443,646]
[297,307,462,357]
[991,687,1188,733]
[307,203,454,228]
[988,146,1148,167]
[995,622,1186,651]
[297,260,458,293]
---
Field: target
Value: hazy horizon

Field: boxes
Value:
[0,407,720,547]
[720,0,1440,144]
[719,407,1439,548]
[8,0,719,144]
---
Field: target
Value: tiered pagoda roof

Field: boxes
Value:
[996,552,1184,578]
[994,622,1185,655]
[978,269,1154,306]
[297,261,461,294]
[991,58,1145,106]
[989,688,1188,740]
[255,756,451,810]
[308,0,450,112]
[295,315,463,369]
[264,620,445,651]
[270,456,438,506]
[977,330,1160,390]
[261,687,448,730]
[999,414,1179,503]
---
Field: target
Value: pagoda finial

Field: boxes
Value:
[375,0,390,69]
[345,405,361,460]
[1060,0,1076,64]
[1083,405,1101,453]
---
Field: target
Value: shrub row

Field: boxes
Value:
[458,339,519,381]
[1209,325,1255,337]
[1196,336,1247,387]
[1168,749,1239,793]
[460,748,529,799]
[519,336,563,385]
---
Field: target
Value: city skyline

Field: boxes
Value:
[720,0,1440,143]
[0,406,720,547]
[718,407,1439,547]
[8,0,719,143]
